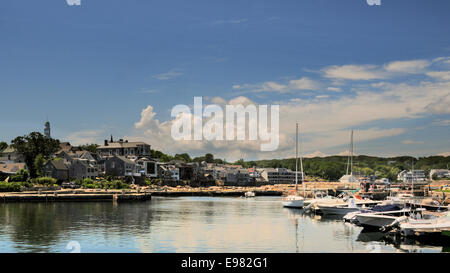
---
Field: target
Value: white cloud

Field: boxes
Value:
[327,87,342,92]
[426,71,450,81]
[322,64,386,80]
[402,139,424,145]
[152,70,182,80]
[384,60,430,74]
[65,130,103,145]
[288,77,321,90]
[425,94,450,114]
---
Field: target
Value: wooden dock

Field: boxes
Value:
[0,192,151,203]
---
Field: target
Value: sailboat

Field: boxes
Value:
[282,123,305,208]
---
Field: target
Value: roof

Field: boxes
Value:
[110,156,135,164]
[0,163,26,174]
[48,160,69,170]
[97,141,149,149]
[1,146,17,154]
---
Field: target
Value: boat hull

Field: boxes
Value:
[318,206,361,215]
[356,214,398,229]
[282,200,304,208]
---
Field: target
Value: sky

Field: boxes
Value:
[0,0,449,161]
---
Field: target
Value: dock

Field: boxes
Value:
[0,191,151,203]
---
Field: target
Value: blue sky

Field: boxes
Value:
[0,0,449,160]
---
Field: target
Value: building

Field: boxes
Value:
[258,168,302,184]
[430,169,450,179]
[97,137,151,158]
[397,170,426,183]
[134,157,158,177]
[224,169,252,186]
[0,146,24,163]
[43,160,69,181]
[104,156,137,177]
[0,163,27,176]
[44,121,51,138]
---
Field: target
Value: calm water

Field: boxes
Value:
[0,196,448,253]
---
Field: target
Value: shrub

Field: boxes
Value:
[35,177,57,185]
[9,169,30,182]
[0,182,31,192]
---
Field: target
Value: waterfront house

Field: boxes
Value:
[105,156,137,177]
[0,163,27,176]
[430,169,450,180]
[397,170,426,183]
[97,137,151,158]
[68,160,98,180]
[43,160,69,181]
[224,169,253,186]
[134,157,158,178]
[258,168,301,184]
[0,146,25,163]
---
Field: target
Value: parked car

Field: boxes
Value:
[61,181,80,189]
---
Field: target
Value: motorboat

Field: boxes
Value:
[318,198,365,216]
[353,206,412,230]
[282,195,305,208]
[244,191,255,198]
[384,211,450,238]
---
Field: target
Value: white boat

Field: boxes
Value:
[399,210,450,236]
[282,123,304,209]
[282,195,305,208]
[244,191,255,198]
[318,198,364,216]
[355,209,412,229]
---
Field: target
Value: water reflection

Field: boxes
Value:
[0,197,447,253]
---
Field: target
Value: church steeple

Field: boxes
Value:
[44,120,51,138]
[110,135,113,142]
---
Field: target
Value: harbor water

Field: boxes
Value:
[0,196,447,253]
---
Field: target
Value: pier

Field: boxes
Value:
[0,190,151,203]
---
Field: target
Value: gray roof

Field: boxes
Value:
[97,141,149,149]
[49,160,69,170]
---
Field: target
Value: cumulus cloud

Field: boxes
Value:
[322,64,387,80]
[125,57,450,161]
[384,60,430,74]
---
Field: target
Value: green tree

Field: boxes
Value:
[34,154,46,177]
[205,153,214,163]
[11,132,60,177]
[79,143,99,154]
[0,141,7,152]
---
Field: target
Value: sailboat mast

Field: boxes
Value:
[295,123,298,194]
[299,125,305,197]
[350,130,353,176]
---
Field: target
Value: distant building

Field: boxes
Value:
[43,160,69,181]
[0,146,24,163]
[97,137,151,158]
[224,169,252,186]
[397,170,426,183]
[258,168,302,184]
[44,121,51,138]
[0,163,27,176]
[430,169,450,179]
[104,156,137,177]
